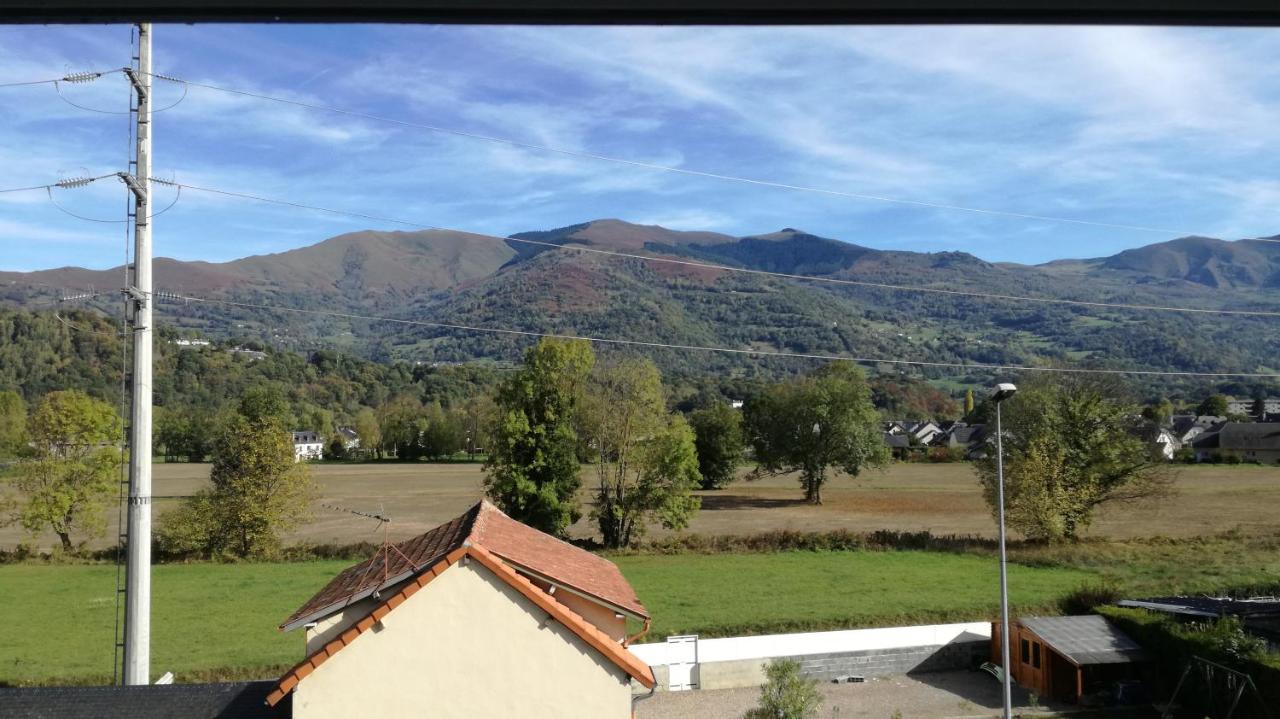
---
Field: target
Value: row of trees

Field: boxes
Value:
[0,385,313,557]
[483,340,705,548]
[2,345,1181,552]
[483,340,894,547]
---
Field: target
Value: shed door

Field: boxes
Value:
[666,635,698,691]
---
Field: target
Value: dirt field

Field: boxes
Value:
[3,462,1278,550]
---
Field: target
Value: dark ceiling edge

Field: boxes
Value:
[3,1,1280,25]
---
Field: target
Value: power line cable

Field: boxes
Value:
[0,174,119,194]
[144,71,1277,241]
[154,178,1280,319]
[0,70,118,89]
[149,290,1280,379]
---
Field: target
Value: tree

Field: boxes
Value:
[420,402,464,460]
[325,435,348,460]
[744,362,888,504]
[1251,394,1267,421]
[1142,398,1174,426]
[379,395,424,459]
[484,338,594,536]
[744,658,823,719]
[975,374,1173,542]
[964,388,976,416]
[0,390,28,457]
[1198,394,1229,417]
[8,391,122,551]
[462,393,496,459]
[159,386,314,557]
[688,402,745,489]
[352,408,382,459]
[582,358,700,548]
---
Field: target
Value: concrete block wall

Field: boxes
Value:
[631,622,992,692]
[789,640,987,682]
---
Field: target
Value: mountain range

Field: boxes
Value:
[4,220,1280,389]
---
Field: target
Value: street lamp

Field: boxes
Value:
[992,382,1017,719]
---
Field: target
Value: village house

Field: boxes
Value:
[1191,422,1280,463]
[1135,422,1180,461]
[1170,414,1226,445]
[292,431,325,462]
[1226,397,1280,417]
[266,500,654,718]
[334,427,360,452]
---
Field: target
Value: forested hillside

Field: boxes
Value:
[4,220,1280,400]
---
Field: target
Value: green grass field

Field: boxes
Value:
[1,551,1093,685]
[615,551,1094,639]
[2,561,349,686]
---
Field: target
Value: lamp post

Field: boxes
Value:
[992,382,1018,719]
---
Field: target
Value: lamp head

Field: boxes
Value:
[992,383,1018,403]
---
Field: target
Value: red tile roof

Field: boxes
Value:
[281,500,647,631]
[471,500,649,618]
[265,544,654,707]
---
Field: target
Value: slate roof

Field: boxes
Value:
[281,500,648,631]
[267,544,655,707]
[883,433,911,449]
[0,681,289,719]
[1215,423,1280,451]
[1019,615,1147,666]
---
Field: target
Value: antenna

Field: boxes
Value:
[321,503,420,602]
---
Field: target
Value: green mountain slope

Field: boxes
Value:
[3,220,1279,393]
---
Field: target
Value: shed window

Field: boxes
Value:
[1020,638,1030,664]
[1032,642,1041,669]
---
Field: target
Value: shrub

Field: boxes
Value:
[1058,582,1122,615]
[1097,606,1280,711]
[744,658,822,719]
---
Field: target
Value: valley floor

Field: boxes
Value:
[3,462,1278,551]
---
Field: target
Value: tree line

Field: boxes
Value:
[1,306,1190,553]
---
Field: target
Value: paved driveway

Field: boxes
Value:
[637,670,1073,719]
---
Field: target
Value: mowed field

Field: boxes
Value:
[0,552,1093,685]
[2,463,1276,684]
[3,462,1277,550]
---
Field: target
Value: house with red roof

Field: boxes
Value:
[266,500,655,718]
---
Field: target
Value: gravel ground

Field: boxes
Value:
[636,670,1071,719]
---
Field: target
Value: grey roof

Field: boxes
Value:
[0,681,289,719]
[948,425,986,445]
[1018,615,1146,666]
[1215,423,1280,451]
[883,433,911,449]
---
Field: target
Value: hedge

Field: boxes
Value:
[1097,605,1280,717]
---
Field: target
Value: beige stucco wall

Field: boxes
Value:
[293,560,635,719]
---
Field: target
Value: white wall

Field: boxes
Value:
[630,622,991,667]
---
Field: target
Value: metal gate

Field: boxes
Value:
[666,635,699,691]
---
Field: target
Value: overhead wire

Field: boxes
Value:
[153,178,1280,319]
[144,71,1279,241]
[147,290,1280,379]
[0,69,120,89]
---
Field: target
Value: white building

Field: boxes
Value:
[292,431,325,461]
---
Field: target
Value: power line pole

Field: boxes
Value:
[122,21,153,686]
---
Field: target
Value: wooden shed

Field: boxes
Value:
[992,615,1146,703]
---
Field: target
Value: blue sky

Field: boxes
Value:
[0,24,1277,271]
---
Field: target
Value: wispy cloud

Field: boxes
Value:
[0,23,1277,270]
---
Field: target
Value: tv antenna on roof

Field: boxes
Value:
[321,502,391,529]
[321,503,418,599]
